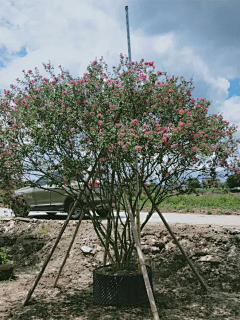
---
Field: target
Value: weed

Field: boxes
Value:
[35,223,49,237]
[0,247,9,264]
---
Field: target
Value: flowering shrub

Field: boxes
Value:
[0,55,239,268]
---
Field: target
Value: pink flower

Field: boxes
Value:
[115,123,121,127]
[97,113,102,118]
[70,128,75,133]
[99,158,105,162]
[134,146,142,150]
[28,70,32,73]
[98,120,104,126]
[131,119,138,125]
[157,71,163,75]
[168,89,174,93]
[63,181,68,186]
[122,145,127,149]
[192,146,198,151]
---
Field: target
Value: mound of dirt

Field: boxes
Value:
[0,218,240,320]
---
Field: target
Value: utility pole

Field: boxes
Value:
[125,6,132,62]
[125,6,141,241]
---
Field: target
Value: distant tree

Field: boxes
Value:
[186,177,201,193]
[187,177,201,189]
[226,174,240,188]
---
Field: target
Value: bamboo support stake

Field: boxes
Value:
[143,185,208,291]
[54,208,86,287]
[23,197,81,306]
[135,158,141,241]
[103,170,115,266]
[103,217,111,266]
[124,192,160,320]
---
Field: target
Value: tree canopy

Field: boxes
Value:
[0,55,239,267]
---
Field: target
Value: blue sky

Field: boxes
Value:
[228,78,240,98]
[0,46,27,67]
[0,0,239,134]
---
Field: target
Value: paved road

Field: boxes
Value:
[1,207,240,226]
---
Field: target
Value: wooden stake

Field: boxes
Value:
[53,208,86,287]
[23,197,81,306]
[143,185,208,292]
[103,170,115,266]
[103,217,111,266]
[124,192,160,320]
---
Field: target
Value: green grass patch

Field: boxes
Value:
[156,194,240,210]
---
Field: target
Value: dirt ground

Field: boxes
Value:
[0,218,240,320]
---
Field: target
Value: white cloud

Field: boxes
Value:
[151,33,175,54]
[0,0,177,90]
[218,95,240,135]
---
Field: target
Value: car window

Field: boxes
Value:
[71,174,85,181]
[52,173,62,182]
[36,176,52,186]
[36,174,86,186]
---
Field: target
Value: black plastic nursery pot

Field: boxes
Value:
[93,265,153,306]
[0,264,14,281]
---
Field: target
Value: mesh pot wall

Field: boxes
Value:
[93,265,153,306]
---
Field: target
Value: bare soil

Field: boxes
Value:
[0,218,240,320]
